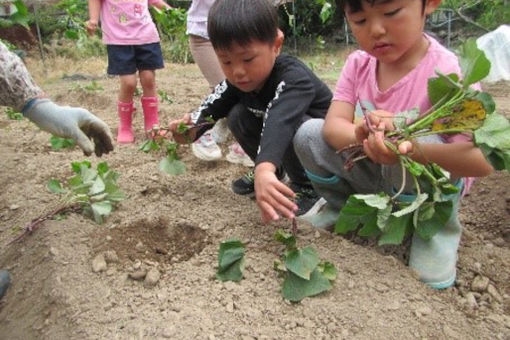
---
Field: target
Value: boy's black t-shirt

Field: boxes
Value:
[191,54,332,167]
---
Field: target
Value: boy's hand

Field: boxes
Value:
[254,163,298,223]
[168,114,193,144]
[85,20,98,36]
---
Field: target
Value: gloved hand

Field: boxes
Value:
[23,99,114,157]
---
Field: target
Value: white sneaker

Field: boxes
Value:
[297,198,339,229]
[211,118,230,144]
[192,130,222,161]
[226,142,254,167]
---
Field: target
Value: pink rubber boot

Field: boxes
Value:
[117,101,135,143]
[141,96,159,132]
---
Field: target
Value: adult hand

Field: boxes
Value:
[23,99,114,157]
[254,163,297,223]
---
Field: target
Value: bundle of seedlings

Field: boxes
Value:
[335,40,510,245]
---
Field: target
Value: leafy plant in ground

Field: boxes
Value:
[158,89,173,104]
[71,80,104,94]
[150,6,190,63]
[216,239,245,282]
[139,127,186,176]
[273,229,337,302]
[335,39,510,245]
[50,135,76,150]
[5,108,23,120]
[12,161,125,242]
[0,0,30,29]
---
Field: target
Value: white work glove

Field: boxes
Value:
[23,99,114,157]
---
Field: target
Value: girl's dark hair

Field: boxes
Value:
[208,0,279,50]
[338,0,427,13]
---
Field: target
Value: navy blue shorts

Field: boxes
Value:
[106,43,164,75]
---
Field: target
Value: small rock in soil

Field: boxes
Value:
[104,250,119,263]
[144,268,161,287]
[471,275,490,292]
[92,254,107,273]
[129,270,147,281]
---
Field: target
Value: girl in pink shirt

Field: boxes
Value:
[294,0,493,289]
[86,0,171,143]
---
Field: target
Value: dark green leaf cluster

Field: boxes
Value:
[274,230,337,302]
[216,239,245,282]
[49,135,76,150]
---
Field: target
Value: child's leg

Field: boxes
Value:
[294,119,383,208]
[404,181,463,289]
[227,103,262,162]
[117,74,137,143]
[139,69,159,132]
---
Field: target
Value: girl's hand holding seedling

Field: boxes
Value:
[254,162,297,223]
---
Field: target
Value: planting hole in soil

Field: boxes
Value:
[93,217,209,264]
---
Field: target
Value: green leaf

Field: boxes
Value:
[274,229,296,249]
[317,261,337,281]
[216,239,245,282]
[428,73,459,106]
[89,177,105,195]
[459,39,491,88]
[357,212,380,237]
[392,193,428,218]
[284,246,320,280]
[378,214,412,246]
[355,193,391,209]
[50,135,76,150]
[281,269,332,302]
[97,162,109,176]
[91,200,112,224]
[47,179,67,194]
[474,113,510,172]
[334,195,377,234]
[474,91,496,115]
[159,158,186,175]
[71,161,91,174]
[415,201,453,240]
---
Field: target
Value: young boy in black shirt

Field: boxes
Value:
[169,0,332,223]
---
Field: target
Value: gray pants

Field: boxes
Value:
[293,119,437,210]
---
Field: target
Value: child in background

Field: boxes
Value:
[86,0,171,143]
[169,0,332,223]
[186,0,253,166]
[293,0,493,288]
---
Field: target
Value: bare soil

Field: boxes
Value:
[0,54,509,340]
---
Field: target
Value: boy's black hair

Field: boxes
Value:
[338,0,427,13]
[208,0,279,50]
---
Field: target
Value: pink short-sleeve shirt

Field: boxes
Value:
[100,0,161,45]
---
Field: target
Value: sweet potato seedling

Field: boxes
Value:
[11,161,125,243]
[49,135,76,150]
[273,229,337,302]
[139,126,186,176]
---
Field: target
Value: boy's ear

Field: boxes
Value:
[274,29,284,54]
[424,0,442,15]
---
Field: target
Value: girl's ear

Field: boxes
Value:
[424,0,442,16]
[274,29,285,54]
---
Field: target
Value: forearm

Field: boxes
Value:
[0,42,44,112]
[410,142,493,178]
[88,0,101,23]
[323,116,357,150]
